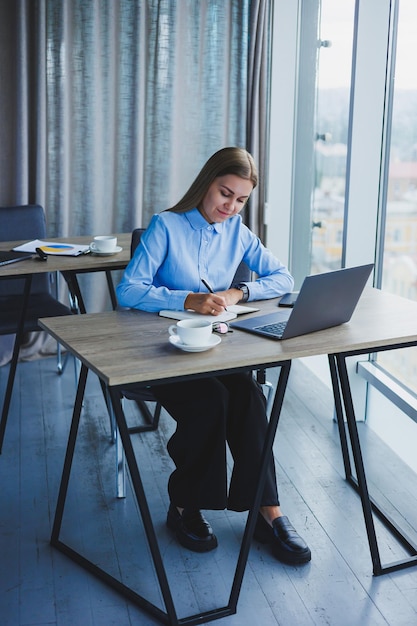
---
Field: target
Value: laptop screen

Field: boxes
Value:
[231,264,374,340]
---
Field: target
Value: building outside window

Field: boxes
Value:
[309,0,417,396]
[377,0,417,395]
[269,0,417,470]
[311,0,355,274]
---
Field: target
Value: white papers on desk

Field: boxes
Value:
[159,309,236,322]
[159,304,259,323]
[227,304,260,315]
[13,239,90,256]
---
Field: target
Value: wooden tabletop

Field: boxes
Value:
[0,233,131,276]
[39,288,417,389]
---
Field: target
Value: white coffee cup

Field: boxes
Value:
[169,319,213,346]
[90,235,117,253]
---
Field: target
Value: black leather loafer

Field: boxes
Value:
[167,504,218,553]
[254,514,311,564]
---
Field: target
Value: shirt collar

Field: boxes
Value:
[186,207,223,233]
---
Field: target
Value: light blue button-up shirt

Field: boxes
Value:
[116,208,294,312]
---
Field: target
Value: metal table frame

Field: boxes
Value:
[329,343,417,576]
[40,289,417,624]
[0,273,33,451]
[0,233,130,452]
[51,360,292,626]
[50,344,417,625]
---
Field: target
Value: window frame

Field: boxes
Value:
[268,0,417,469]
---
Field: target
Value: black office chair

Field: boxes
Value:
[0,205,73,452]
[109,227,274,497]
[110,228,161,438]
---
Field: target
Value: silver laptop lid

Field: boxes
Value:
[231,264,374,340]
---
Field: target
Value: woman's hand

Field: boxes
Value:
[184,288,243,315]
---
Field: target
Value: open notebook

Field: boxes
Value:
[159,303,260,323]
[13,239,90,256]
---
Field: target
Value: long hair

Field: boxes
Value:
[167,147,258,214]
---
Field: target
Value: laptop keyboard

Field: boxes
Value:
[254,320,287,338]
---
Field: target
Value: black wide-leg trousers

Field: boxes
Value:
[152,372,279,511]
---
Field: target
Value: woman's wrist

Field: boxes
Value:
[236,283,249,302]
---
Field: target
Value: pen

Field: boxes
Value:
[201,279,228,311]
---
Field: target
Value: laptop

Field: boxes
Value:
[231,264,374,340]
[0,250,34,266]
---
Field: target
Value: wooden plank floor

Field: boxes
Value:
[1,355,417,625]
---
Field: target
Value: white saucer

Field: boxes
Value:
[169,334,221,352]
[89,246,123,256]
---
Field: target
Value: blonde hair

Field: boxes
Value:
[167,147,258,214]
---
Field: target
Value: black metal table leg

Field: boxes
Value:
[61,271,86,314]
[105,269,118,310]
[0,274,32,453]
[332,352,417,575]
[327,354,353,479]
[62,269,118,313]
[229,361,291,611]
[334,354,383,574]
[108,385,179,625]
[51,363,89,544]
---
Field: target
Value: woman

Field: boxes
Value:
[116,147,311,564]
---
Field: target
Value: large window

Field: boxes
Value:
[269,0,417,470]
[311,0,355,274]
[274,0,356,286]
[377,0,417,395]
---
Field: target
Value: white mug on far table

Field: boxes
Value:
[169,319,213,346]
[90,235,117,253]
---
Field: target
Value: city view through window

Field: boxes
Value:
[311,0,417,395]
[310,1,353,274]
[378,0,417,393]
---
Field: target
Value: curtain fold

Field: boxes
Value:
[43,0,254,236]
[247,0,273,239]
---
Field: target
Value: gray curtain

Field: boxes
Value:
[247,0,272,239]
[1,0,272,234]
[0,0,272,361]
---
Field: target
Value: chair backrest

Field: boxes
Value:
[230,260,251,285]
[130,227,251,285]
[131,227,146,257]
[0,205,50,296]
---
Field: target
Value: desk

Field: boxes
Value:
[39,288,417,625]
[0,233,131,450]
[0,233,131,311]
